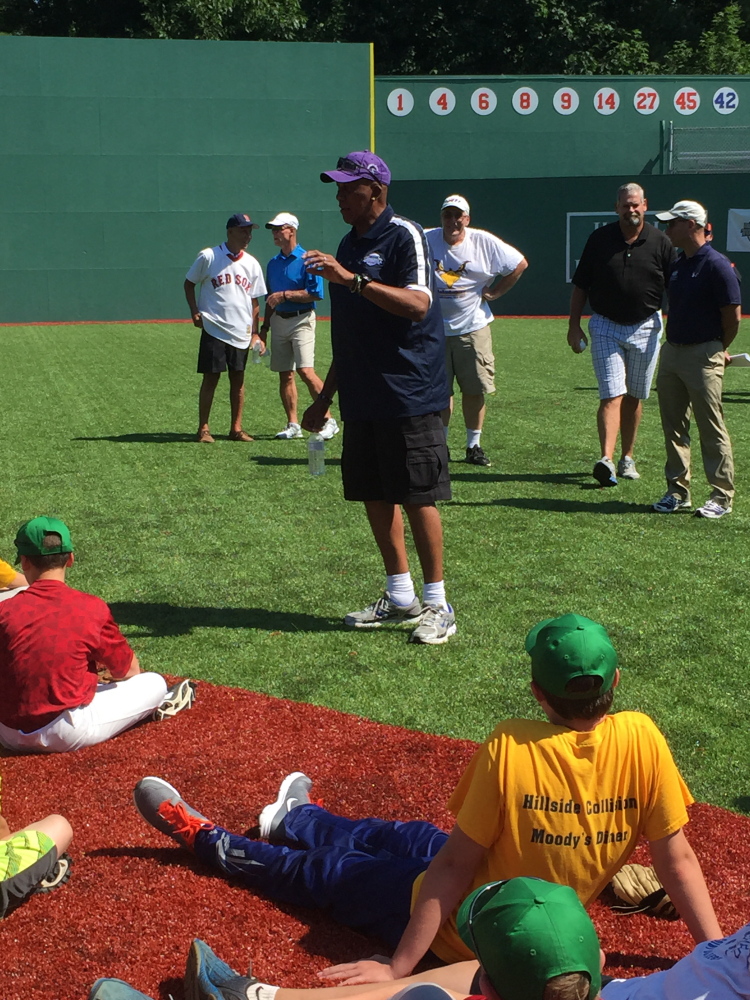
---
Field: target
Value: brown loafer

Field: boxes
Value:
[197,428,215,443]
[228,429,254,442]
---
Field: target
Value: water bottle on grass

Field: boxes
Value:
[308,433,325,476]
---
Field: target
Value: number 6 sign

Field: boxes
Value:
[471,88,497,116]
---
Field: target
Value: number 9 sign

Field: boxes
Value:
[429,88,456,116]
[512,87,538,115]
[471,88,497,116]
[553,87,579,115]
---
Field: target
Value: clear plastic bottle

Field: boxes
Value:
[308,433,325,476]
[252,341,263,364]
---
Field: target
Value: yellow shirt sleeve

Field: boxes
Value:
[0,559,17,588]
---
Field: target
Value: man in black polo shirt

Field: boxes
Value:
[651,200,741,519]
[568,183,672,486]
[301,151,454,644]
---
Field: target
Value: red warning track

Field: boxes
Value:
[1,681,747,1000]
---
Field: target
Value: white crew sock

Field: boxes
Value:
[423,580,448,610]
[467,429,481,449]
[387,572,416,606]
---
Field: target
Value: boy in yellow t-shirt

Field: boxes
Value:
[134,615,720,985]
[0,774,73,917]
[0,558,26,594]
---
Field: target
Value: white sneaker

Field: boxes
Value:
[617,456,640,480]
[319,417,340,441]
[275,422,302,439]
[694,499,732,519]
[652,493,691,513]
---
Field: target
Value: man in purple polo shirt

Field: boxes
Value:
[652,200,742,519]
[301,152,455,644]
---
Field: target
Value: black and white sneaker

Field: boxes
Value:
[465,445,491,466]
[258,772,313,840]
[35,852,73,894]
[153,679,197,721]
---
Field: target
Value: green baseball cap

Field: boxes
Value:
[457,878,601,1000]
[14,516,74,562]
[525,614,617,698]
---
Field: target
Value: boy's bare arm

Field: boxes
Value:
[649,827,722,943]
[0,814,11,839]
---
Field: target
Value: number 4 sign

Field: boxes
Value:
[429,88,456,115]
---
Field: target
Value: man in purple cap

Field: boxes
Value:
[301,152,455,645]
[184,214,267,443]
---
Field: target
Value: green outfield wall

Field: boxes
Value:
[2,42,748,322]
[0,36,371,323]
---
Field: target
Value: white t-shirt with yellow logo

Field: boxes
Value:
[415,712,692,964]
[426,227,524,336]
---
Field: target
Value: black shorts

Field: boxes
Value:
[0,845,59,918]
[197,330,249,374]
[341,412,451,504]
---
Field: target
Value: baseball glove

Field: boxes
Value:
[610,863,679,919]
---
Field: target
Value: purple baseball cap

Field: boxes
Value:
[320,151,392,186]
[226,213,259,229]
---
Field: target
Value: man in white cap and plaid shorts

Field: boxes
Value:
[568,183,673,487]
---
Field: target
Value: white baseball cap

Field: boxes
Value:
[266,212,299,230]
[441,194,470,215]
[655,200,707,227]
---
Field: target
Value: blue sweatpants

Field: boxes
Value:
[193,804,448,947]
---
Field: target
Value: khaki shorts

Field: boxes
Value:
[270,311,316,372]
[445,325,496,395]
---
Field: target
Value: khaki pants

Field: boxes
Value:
[656,340,734,505]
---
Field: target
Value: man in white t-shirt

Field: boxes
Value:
[184,213,267,443]
[426,196,528,467]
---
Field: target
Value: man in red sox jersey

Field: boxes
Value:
[184,213,267,443]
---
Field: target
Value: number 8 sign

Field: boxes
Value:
[512,87,538,115]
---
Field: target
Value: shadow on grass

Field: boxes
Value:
[723,391,750,404]
[448,496,647,514]
[250,455,341,466]
[74,432,199,443]
[109,601,341,637]
[449,471,590,486]
[733,795,750,814]
[572,386,599,391]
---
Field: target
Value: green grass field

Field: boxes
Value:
[2,318,749,813]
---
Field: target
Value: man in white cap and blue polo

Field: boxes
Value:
[261,212,338,441]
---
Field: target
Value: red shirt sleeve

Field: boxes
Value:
[94,614,134,679]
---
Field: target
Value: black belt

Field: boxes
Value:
[276,308,313,319]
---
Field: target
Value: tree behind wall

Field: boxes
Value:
[1,0,749,74]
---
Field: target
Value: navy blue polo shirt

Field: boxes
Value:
[330,205,449,422]
[666,244,742,345]
[266,245,324,306]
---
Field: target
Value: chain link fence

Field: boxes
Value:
[669,125,750,173]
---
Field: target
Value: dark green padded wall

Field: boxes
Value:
[0,37,371,322]
[392,174,748,316]
[376,75,750,180]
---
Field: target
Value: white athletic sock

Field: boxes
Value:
[467,429,481,449]
[387,572,416,606]
[443,424,450,442]
[254,985,280,1000]
[423,581,448,610]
